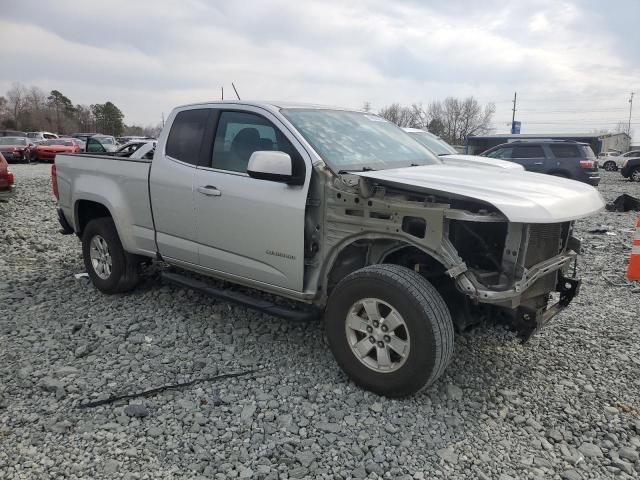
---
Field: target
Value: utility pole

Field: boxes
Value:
[221,86,224,101]
[511,92,517,133]
[161,112,165,128]
[628,92,634,136]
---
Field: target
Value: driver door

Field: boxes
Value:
[194,108,310,291]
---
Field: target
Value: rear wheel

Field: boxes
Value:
[82,217,140,294]
[324,264,454,397]
[631,167,640,182]
[603,161,617,172]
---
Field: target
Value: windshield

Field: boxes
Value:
[0,137,27,145]
[281,109,440,171]
[407,130,457,155]
[42,139,74,146]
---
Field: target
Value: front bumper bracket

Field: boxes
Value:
[517,274,581,343]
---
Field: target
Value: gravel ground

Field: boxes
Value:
[1,164,639,480]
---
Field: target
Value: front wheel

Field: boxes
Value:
[603,161,617,172]
[325,264,454,397]
[82,217,140,294]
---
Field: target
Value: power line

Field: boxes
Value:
[516,108,627,113]
[494,121,640,125]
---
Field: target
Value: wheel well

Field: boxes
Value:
[326,241,447,295]
[75,200,112,236]
[325,241,478,330]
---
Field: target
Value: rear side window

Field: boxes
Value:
[211,111,300,173]
[166,109,209,165]
[579,145,596,159]
[512,145,544,158]
[549,144,580,158]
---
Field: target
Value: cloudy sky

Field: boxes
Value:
[2,0,639,139]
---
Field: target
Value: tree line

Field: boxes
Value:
[374,97,496,145]
[0,82,161,137]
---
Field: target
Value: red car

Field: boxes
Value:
[0,153,15,201]
[0,136,30,163]
[33,138,81,162]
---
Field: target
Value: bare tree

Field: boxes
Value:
[613,121,634,138]
[25,86,49,131]
[362,101,372,113]
[427,96,495,144]
[6,82,27,130]
[0,96,8,127]
[74,104,95,132]
[378,103,428,128]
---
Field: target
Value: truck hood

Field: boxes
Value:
[355,165,605,223]
[440,153,524,171]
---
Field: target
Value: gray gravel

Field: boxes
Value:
[1,163,640,479]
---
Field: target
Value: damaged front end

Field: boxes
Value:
[318,172,585,341]
[446,217,582,341]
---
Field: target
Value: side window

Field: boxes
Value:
[166,109,209,165]
[487,147,513,159]
[211,111,300,173]
[87,138,106,153]
[512,145,545,158]
[549,144,579,158]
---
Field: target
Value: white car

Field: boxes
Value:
[27,131,59,142]
[598,150,640,171]
[403,128,524,171]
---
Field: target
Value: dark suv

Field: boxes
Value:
[620,156,640,182]
[481,140,600,186]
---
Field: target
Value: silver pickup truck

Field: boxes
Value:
[53,101,604,396]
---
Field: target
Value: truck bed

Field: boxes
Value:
[55,154,157,257]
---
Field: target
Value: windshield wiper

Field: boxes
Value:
[338,166,376,174]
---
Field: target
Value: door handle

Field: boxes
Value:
[197,185,222,196]
[534,162,544,165]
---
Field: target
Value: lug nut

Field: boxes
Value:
[366,326,373,333]
[377,341,384,348]
[369,336,375,343]
[381,325,388,332]
[373,320,379,328]
[383,335,391,342]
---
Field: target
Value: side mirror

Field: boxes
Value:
[247,151,298,184]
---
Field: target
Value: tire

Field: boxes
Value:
[82,217,140,294]
[324,264,454,397]
[631,167,640,182]
[603,161,617,172]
